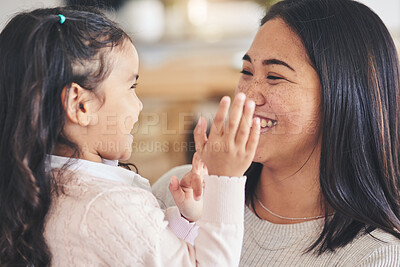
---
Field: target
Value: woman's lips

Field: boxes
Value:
[254,115,277,133]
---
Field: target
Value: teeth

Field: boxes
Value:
[259,118,276,128]
[260,119,268,128]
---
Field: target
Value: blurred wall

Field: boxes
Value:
[359,0,400,36]
[0,0,399,183]
[0,0,63,30]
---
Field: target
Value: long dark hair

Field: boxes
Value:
[245,0,400,254]
[0,7,128,266]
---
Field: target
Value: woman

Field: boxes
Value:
[153,0,400,265]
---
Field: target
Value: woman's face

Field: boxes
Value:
[236,18,321,168]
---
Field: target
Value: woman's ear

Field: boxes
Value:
[61,83,98,127]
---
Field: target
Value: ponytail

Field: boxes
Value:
[0,7,128,265]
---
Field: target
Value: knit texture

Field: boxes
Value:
[240,206,400,266]
[44,157,246,266]
[153,165,400,267]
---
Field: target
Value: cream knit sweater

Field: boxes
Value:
[44,156,246,266]
[153,165,400,266]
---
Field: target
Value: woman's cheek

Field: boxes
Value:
[235,81,246,95]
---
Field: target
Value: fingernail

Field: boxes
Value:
[255,117,260,130]
[197,117,202,126]
[169,180,177,190]
[237,93,245,101]
[248,100,255,109]
[221,96,230,103]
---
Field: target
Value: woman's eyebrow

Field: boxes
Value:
[242,54,252,62]
[242,53,295,72]
[263,59,295,72]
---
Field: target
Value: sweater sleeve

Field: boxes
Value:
[355,245,400,267]
[164,206,199,245]
[81,174,246,266]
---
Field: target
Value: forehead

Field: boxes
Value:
[248,18,308,65]
[110,40,139,75]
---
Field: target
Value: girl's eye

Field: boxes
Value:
[267,75,284,80]
[240,70,253,76]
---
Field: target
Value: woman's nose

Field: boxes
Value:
[243,81,266,106]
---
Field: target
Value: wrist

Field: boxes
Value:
[207,171,244,177]
[180,212,195,223]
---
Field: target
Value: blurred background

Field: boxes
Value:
[1,0,399,183]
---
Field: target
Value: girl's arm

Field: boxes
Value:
[81,174,246,266]
[158,173,247,266]
[82,93,258,266]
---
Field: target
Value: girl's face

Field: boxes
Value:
[236,18,322,168]
[88,40,142,161]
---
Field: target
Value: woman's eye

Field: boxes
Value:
[240,70,253,76]
[267,75,283,80]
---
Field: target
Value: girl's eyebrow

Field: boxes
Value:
[242,53,295,72]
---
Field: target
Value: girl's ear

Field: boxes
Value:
[61,83,98,127]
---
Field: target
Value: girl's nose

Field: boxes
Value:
[134,93,143,111]
[138,99,143,111]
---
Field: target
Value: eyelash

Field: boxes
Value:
[267,75,283,80]
[130,83,138,90]
[240,70,284,80]
[240,70,253,76]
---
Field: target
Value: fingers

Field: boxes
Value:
[209,96,230,138]
[208,93,255,147]
[169,176,184,204]
[191,173,203,201]
[235,99,256,145]
[246,117,260,152]
[227,93,246,138]
[191,153,203,200]
[194,117,207,152]
[191,152,201,174]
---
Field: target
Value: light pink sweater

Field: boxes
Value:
[44,155,246,266]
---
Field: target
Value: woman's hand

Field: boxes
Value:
[168,152,208,222]
[194,93,260,177]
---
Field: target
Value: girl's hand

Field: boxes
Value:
[168,152,208,222]
[194,93,260,177]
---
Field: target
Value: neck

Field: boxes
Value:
[52,143,102,163]
[253,152,325,224]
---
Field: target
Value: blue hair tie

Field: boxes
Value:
[58,14,66,25]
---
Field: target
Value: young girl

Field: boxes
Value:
[0,7,260,266]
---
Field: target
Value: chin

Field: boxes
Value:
[101,149,132,162]
[119,149,133,161]
[252,150,271,165]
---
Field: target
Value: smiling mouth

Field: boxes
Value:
[254,115,278,132]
